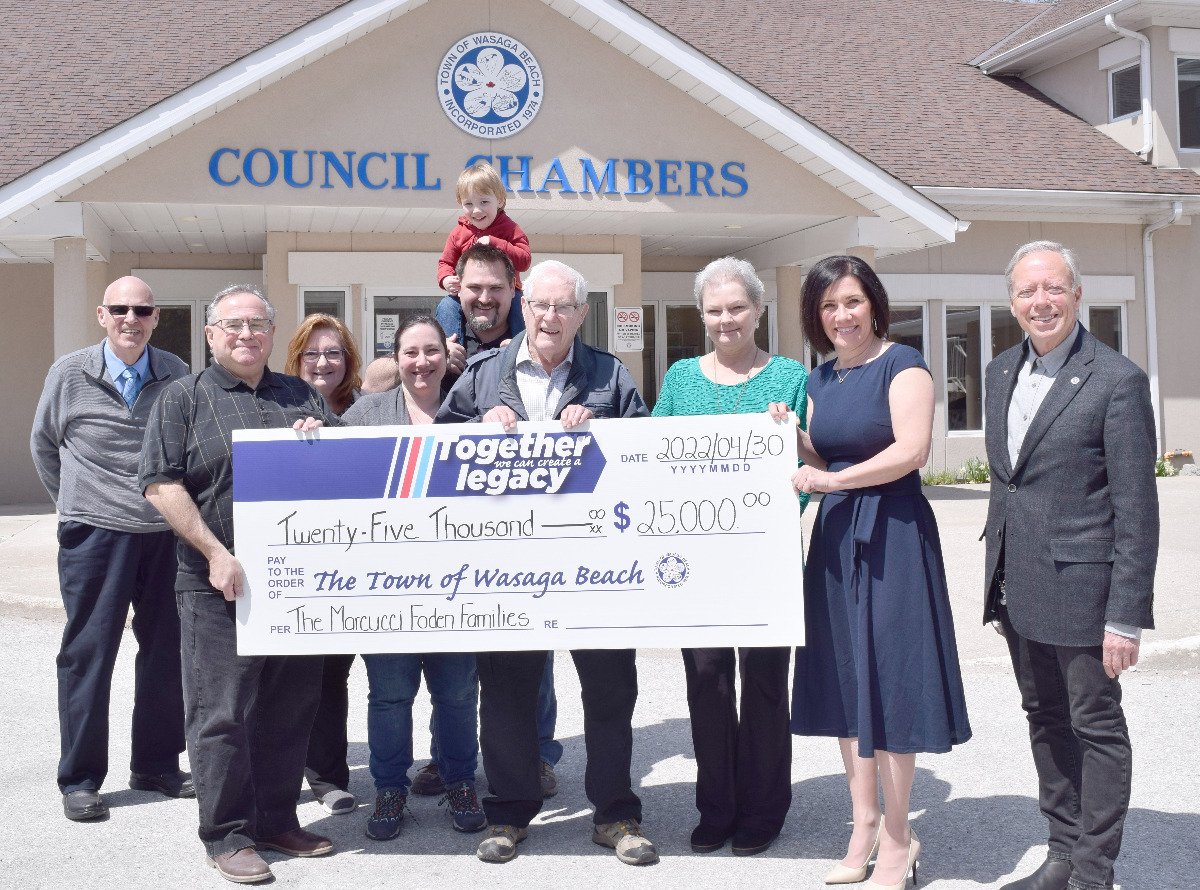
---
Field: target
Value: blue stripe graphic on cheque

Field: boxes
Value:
[234,438,399,502]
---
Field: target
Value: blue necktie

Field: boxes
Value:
[119,368,139,408]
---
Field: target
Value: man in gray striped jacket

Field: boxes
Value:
[31,275,193,822]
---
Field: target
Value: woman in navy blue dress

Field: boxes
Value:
[771,256,970,889]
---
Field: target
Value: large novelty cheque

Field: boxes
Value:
[232,414,803,654]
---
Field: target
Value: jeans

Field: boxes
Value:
[56,523,183,792]
[1003,608,1132,890]
[682,646,792,834]
[363,652,478,792]
[305,654,355,796]
[477,648,640,828]
[178,590,323,856]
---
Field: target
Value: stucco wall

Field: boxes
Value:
[1,264,55,505]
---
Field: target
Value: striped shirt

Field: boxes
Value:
[515,339,574,421]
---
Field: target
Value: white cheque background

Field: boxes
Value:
[232,414,804,654]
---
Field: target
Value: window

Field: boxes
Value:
[1178,58,1200,148]
[890,305,926,358]
[1087,305,1124,354]
[1110,62,1141,120]
[302,288,348,320]
[945,306,984,432]
[990,306,1023,356]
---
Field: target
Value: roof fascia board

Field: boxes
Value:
[0,0,422,225]
[562,0,964,243]
[918,185,1200,217]
[974,0,1136,73]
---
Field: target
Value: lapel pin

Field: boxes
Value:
[1070,376,1080,385]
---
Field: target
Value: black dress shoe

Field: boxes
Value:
[690,822,735,853]
[1000,857,1073,890]
[731,826,778,857]
[63,789,108,821]
[130,770,196,799]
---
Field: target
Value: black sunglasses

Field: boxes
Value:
[104,304,156,317]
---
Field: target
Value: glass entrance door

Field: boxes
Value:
[155,300,211,371]
[366,292,442,360]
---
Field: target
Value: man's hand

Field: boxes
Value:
[292,417,324,433]
[447,334,466,376]
[560,405,594,430]
[209,549,247,602]
[483,405,519,432]
[1103,631,1140,679]
[443,275,461,295]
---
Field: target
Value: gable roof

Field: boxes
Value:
[1,0,1197,237]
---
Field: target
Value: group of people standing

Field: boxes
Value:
[31,233,1157,890]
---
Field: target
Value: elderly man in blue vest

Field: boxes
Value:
[983,242,1159,890]
[31,275,192,822]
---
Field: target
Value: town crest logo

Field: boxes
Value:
[437,33,543,138]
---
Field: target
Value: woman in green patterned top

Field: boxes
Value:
[652,257,808,857]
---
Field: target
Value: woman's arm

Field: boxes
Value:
[791,367,932,494]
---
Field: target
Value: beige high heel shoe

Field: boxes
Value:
[824,829,881,884]
[864,830,920,889]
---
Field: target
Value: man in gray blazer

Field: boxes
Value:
[983,242,1158,890]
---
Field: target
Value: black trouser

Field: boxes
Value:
[178,590,323,856]
[682,646,792,834]
[56,522,183,793]
[477,648,640,828]
[305,654,355,796]
[1002,608,1131,890]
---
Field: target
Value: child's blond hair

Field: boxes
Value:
[455,161,507,207]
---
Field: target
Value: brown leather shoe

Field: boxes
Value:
[206,848,272,884]
[257,827,334,857]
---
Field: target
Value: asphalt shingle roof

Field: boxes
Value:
[2,0,1198,199]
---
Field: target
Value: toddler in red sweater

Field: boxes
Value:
[435,162,530,342]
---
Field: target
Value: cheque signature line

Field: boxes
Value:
[565,623,770,630]
[292,628,531,634]
[284,587,646,599]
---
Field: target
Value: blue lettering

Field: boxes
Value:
[656,159,683,196]
[209,148,241,186]
[579,158,618,194]
[538,157,575,193]
[243,148,278,187]
[281,150,316,188]
[413,153,442,191]
[321,151,355,189]
[687,160,717,197]
[357,152,388,190]
[498,155,533,192]
[391,152,409,190]
[625,159,652,195]
[720,161,748,197]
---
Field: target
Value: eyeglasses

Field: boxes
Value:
[104,304,156,318]
[211,317,272,334]
[526,300,582,317]
[301,348,345,363]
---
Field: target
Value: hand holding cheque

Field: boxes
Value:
[231,414,803,654]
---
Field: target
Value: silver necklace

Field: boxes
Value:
[834,365,857,384]
[713,349,760,413]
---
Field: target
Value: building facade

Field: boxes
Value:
[3,0,1199,504]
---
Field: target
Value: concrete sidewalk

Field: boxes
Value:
[1,481,1196,888]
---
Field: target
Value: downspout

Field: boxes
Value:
[1141,201,1183,451]
[1105,15,1152,161]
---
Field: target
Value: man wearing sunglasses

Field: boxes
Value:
[31,276,192,823]
[140,284,338,884]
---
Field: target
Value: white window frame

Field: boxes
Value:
[298,285,351,324]
[1081,302,1128,356]
[155,298,210,373]
[805,302,927,370]
[942,302,1016,437]
[1175,54,1200,152]
[1109,61,1142,123]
